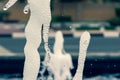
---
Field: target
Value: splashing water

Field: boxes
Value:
[73,31,91,80]
[3,0,17,10]
[0,73,120,80]
[39,31,73,80]
[23,3,30,14]
[3,0,51,80]
[39,31,91,80]
[3,0,91,79]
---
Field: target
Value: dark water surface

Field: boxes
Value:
[0,37,120,79]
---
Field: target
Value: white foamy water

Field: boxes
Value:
[3,0,92,80]
[3,0,51,80]
[84,75,120,80]
[0,74,120,80]
[3,0,17,10]
[73,31,91,80]
[41,31,73,80]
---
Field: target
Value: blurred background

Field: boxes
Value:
[0,0,120,80]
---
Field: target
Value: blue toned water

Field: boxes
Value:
[0,37,120,80]
[84,74,120,80]
[0,73,120,80]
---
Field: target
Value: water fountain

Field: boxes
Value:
[41,31,90,80]
[3,0,51,80]
[54,31,73,80]
[3,0,91,80]
[73,31,91,80]
[46,31,73,80]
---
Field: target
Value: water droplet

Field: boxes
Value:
[3,6,7,11]
[90,64,93,66]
